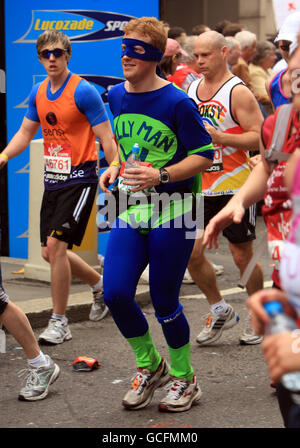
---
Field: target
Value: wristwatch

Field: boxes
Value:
[159,167,170,184]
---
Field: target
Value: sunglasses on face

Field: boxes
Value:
[39,48,67,59]
[279,44,290,52]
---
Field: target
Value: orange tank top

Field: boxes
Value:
[36,73,97,188]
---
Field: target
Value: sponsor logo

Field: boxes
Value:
[15,10,135,43]
[198,100,226,127]
[47,143,65,157]
[16,162,30,174]
[43,128,65,137]
[46,112,57,126]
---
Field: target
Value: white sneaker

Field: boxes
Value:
[212,263,224,276]
[140,265,149,284]
[18,355,60,401]
[182,269,194,284]
[38,319,72,345]
[122,358,170,410]
[89,289,109,321]
[196,304,239,345]
[239,314,263,345]
[159,375,202,412]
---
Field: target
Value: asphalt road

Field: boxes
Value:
[0,216,286,438]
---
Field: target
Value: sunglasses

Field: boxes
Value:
[279,44,290,52]
[39,48,67,59]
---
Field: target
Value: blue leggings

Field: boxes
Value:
[103,218,195,349]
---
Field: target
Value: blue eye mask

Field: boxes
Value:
[121,38,163,62]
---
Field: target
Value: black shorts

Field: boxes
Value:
[40,183,98,249]
[204,195,256,244]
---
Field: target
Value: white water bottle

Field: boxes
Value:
[124,143,141,190]
[264,301,300,393]
[118,143,141,193]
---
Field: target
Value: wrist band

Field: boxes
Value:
[110,161,120,167]
[0,153,8,162]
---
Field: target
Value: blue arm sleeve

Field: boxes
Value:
[75,80,109,127]
[24,83,41,123]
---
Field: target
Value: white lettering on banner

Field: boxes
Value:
[104,21,129,31]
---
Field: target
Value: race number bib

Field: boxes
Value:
[268,239,286,269]
[44,142,71,181]
[205,145,223,172]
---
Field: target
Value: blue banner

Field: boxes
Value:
[4,0,159,258]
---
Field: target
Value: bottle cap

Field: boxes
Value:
[132,143,140,153]
[264,301,283,317]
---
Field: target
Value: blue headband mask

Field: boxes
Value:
[121,38,163,62]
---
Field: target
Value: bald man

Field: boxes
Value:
[187,31,264,346]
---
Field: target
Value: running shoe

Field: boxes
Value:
[196,304,239,345]
[89,289,109,321]
[212,263,224,276]
[239,314,263,345]
[122,358,170,410]
[38,318,72,345]
[140,265,149,284]
[159,375,202,412]
[182,268,194,284]
[18,355,60,401]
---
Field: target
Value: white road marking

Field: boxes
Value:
[180,281,273,300]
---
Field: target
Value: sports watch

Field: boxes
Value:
[159,167,170,184]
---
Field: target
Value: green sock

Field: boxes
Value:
[168,342,194,381]
[127,330,161,372]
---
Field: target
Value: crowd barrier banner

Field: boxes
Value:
[4,0,159,259]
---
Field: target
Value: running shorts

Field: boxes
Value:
[40,183,98,249]
[203,195,256,244]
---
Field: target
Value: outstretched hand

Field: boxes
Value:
[203,201,245,249]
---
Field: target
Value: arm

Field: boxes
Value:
[92,122,120,193]
[204,84,264,151]
[203,152,269,249]
[262,332,300,384]
[247,288,294,335]
[0,117,40,169]
[246,287,300,383]
[122,154,212,192]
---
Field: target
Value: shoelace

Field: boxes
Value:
[18,367,40,387]
[164,379,188,400]
[131,370,151,394]
[49,319,68,336]
[201,313,216,331]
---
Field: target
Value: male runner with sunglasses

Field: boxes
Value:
[0,30,119,344]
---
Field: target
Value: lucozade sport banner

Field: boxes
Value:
[272,0,300,28]
[4,1,159,258]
